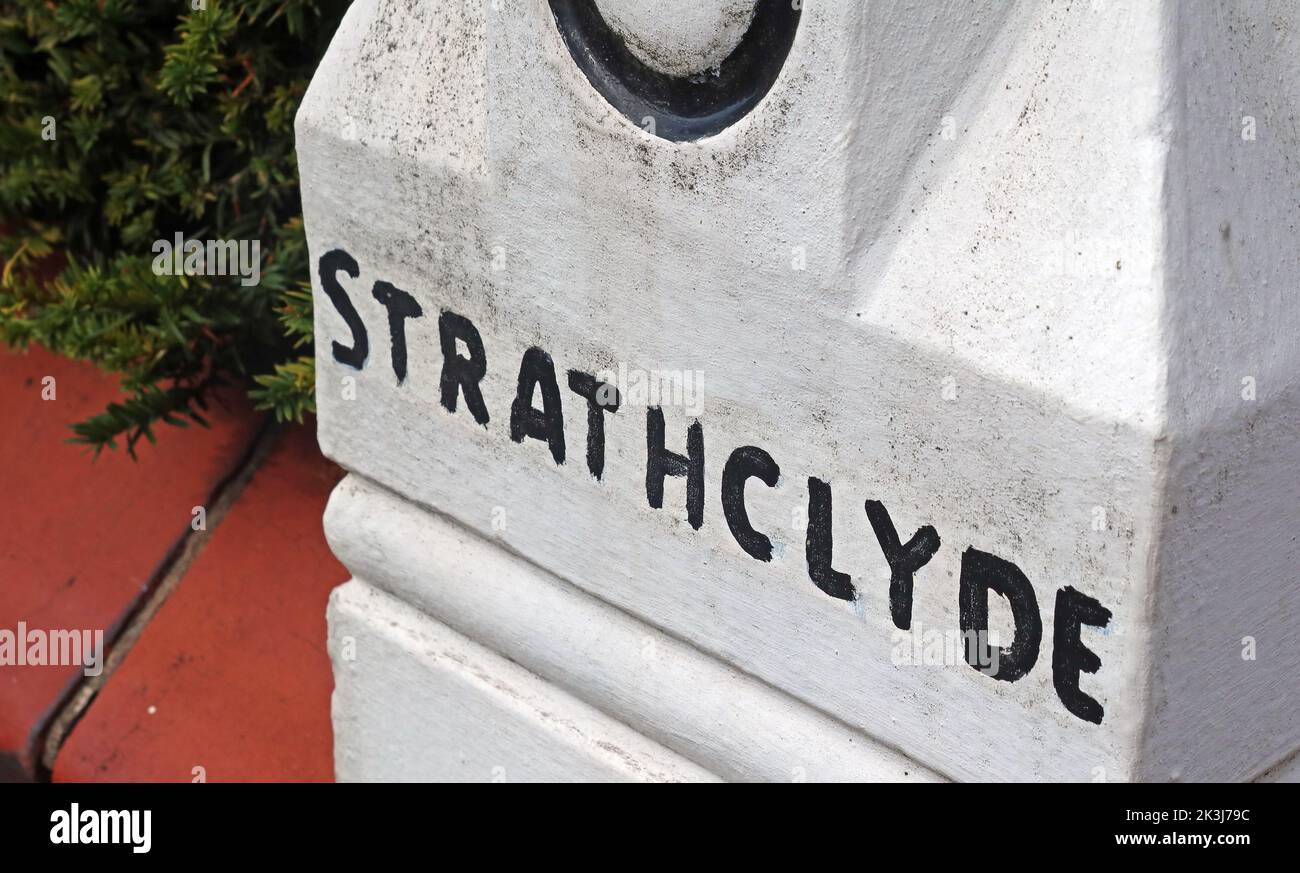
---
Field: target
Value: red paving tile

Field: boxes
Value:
[0,344,262,779]
[52,424,347,782]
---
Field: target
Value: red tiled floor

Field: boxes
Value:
[0,344,262,779]
[52,423,347,782]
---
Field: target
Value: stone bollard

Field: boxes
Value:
[296,0,1300,782]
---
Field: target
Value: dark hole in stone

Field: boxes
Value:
[549,0,802,142]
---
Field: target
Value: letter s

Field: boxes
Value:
[320,249,369,369]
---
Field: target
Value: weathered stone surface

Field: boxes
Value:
[328,579,717,783]
[325,475,944,783]
[299,0,1300,781]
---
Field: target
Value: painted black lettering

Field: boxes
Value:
[1053,586,1111,724]
[864,500,940,630]
[567,370,619,480]
[646,408,704,530]
[958,547,1042,682]
[722,446,780,561]
[371,281,422,383]
[320,249,368,369]
[511,347,565,464]
[806,478,855,601]
[437,310,490,426]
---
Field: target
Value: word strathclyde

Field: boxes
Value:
[318,248,1115,725]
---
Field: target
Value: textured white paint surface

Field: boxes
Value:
[326,475,945,783]
[597,0,757,76]
[1257,752,1300,784]
[299,0,1300,781]
[329,579,717,782]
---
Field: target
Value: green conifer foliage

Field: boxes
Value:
[0,0,348,455]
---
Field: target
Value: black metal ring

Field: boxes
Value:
[549,0,802,142]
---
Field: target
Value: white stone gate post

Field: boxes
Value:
[296,0,1300,782]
